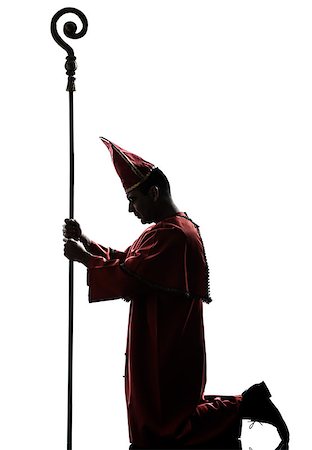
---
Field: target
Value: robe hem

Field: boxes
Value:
[89,295,122,303]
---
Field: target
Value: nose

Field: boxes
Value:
[128,201,134,213]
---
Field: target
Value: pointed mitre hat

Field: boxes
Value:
[100,137,155,193]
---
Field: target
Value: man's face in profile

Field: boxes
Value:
[127,187,156,224]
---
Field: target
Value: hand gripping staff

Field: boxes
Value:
[51,8,88,450]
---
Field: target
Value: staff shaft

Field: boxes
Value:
[67,90,74,450]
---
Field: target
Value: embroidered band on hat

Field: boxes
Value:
[100,137,155,193]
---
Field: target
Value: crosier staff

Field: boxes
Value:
[50,8,88,450]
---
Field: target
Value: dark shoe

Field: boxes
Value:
[241,381,289,449]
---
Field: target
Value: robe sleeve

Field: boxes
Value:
[88,241,127,262]
[87,257,144,302]
[87,224,207,302]
[86,227,184,302]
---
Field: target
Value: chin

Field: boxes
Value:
[140,217,151,224]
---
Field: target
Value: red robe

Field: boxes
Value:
[87,213,241,448]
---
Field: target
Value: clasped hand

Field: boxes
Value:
[63,219,89,266]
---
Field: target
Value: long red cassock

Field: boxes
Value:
[87,213,242,449]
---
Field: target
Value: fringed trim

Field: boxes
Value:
[176,213,213,304]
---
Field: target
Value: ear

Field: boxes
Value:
[148,185,160,202]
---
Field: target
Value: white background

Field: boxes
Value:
[1,1,311,449]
